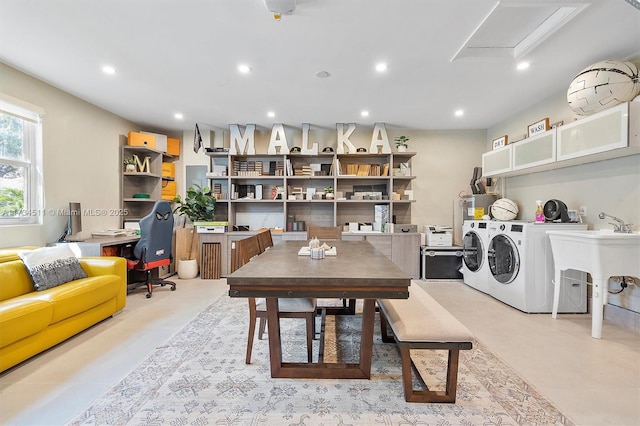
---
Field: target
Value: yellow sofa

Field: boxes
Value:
[0,251,127,373]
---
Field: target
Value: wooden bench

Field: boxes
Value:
[377,285,473,403]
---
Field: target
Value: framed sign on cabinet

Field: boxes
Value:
[528,118,550,137]
[492,135,508,150]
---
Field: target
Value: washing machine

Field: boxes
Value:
[461,220,490,293]
[486,221,587,313]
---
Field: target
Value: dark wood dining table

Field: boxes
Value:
[227,240,411,379]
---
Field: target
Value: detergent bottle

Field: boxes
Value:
[535,200,545,223]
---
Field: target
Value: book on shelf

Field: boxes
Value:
[357,164,371,176]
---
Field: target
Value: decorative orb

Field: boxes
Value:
[490,198,519,221]
[567,60,640,115]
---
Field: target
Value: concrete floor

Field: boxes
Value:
[0,278,638,426]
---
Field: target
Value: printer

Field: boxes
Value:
[424,225,453,247]
[195,221,229,234]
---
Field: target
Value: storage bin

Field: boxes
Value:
[127,131,156,148]
[141,131,167,152]
[162,162,175,178]
[167,138,180,156]
[421,245,463,280]
[162,180,177,198]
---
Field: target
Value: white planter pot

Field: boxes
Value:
[177,258,198,279]
[397,145,407,152]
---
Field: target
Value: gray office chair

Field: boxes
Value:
[126,201,176,298]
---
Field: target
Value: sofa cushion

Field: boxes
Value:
[43,275,121,323]
[0,295,53,348]
[19,245,87,291]
[0,260,35,301]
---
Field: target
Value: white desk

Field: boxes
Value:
[59,235,140,257]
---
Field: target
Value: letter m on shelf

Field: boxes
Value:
[229,124,256,155]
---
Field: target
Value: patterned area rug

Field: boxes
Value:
[70,295,574,425]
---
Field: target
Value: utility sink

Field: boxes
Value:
[546,230,640,339]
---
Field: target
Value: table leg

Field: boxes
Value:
[359,299,376,377]
[552,268,562,319]
[591,276,606,339]
[265,297,283,376]
[264,298,376,379]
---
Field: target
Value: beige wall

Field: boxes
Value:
[1,62,143,247]
[403,129,487,244]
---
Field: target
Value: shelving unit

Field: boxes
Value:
[206,151,416,230]
[121,145,164,224]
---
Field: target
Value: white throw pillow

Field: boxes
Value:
[19,245,87,291]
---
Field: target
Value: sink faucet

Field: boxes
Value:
[599,212,633,233]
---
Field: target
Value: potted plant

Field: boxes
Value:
[394,136,409,152]
[123,157,137,172]
[172,184,216,279]
[173,184,216,223]
[324,185,334,200]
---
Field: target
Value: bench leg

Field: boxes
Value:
[399,343,461,403]
[379,310,395,343]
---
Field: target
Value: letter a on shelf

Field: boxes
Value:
[268,123,290,154]
[370,122,391,154]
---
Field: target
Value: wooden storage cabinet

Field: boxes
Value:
[366,234,392,257]
[207,151,416,230]
[340,232,419,278]
[392,233,421,279]
[203,151,419,279]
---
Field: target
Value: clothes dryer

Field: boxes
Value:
[461,220,490,293]
[486,221,587,313]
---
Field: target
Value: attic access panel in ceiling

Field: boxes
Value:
[451,2,589,61]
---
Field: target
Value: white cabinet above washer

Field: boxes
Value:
[482,144,512,176]
[511,129,556,171]
[482,100,639,178]
[556,102,628,161]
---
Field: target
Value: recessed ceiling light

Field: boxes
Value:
[517,61,530,71]
[455,109,464,117]
[174,113,183,120]
[102,65,116,75]
[361,110,370,117]
[267,111,275,118]
[238,64,251,74]
[375,63,387,72]
[315,70,330,78]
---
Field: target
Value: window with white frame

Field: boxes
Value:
[0,95,44,225]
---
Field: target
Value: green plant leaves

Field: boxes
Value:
[172,184,216,222]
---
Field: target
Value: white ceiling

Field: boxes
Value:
[1,0,639,132]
